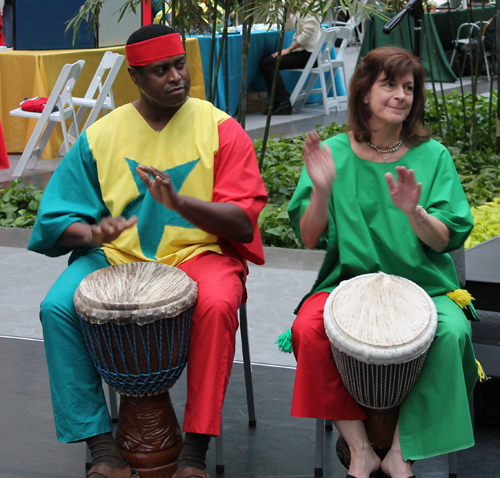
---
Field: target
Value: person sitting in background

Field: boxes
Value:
[259,8,320,115]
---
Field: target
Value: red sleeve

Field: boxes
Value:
[213,116,268,265]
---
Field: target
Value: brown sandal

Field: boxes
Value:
[87,463,139,478]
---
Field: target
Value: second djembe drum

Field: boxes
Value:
[74,261,198,478]
[324,272,437,461]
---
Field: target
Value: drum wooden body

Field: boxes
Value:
[74,262,198,478]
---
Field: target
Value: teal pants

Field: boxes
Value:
[40,250,113,443]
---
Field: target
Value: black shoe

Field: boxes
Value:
[262,100,293,115]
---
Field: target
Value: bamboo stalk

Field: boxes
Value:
[208,1,218,103]
[259,13,287,171]
[223,0,231,113]
[210,24,228,104]
[426,12,451,138]
[424,15,444,139]
[238,1,253,127]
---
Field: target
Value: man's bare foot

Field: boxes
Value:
[381,449,414,478]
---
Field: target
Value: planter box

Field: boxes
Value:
[0,226,32,249]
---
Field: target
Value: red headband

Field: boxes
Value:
[126,33,186,66]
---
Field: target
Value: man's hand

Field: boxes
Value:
[137,165,179,210]
[88,215,138,248]
[58,215,138,249]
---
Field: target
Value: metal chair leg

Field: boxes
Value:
[215,421,225,473]
[214,304,256,473]
[106,383,119,423]
[239,303,256,426]
[314,418,325,476]
[448,452,458,478]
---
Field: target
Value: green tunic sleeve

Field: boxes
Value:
[27,132,111,258]
[421,144,473,253]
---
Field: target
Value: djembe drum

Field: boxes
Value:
[323,272,437,464]
[74,262,198,478]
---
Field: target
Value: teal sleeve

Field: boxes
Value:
[27,133,111,257]
[424,147,474,253]
[287,165,329,250]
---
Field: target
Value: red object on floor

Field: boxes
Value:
[0,120,9,169]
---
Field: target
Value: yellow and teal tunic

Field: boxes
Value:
[29,98,267,266]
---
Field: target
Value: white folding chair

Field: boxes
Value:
[85,303,256,474]
[289,27,341,115]
[450,22,490,81]
[64,51,125,154]
[333,6,363,49]
[10,60,85,179]
[329,25,355,97]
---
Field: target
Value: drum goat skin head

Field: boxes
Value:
[324,272,437,365]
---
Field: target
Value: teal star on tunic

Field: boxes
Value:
[122,157,200,260]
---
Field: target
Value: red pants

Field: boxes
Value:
[178,251,247,436]
[291,292,366,420]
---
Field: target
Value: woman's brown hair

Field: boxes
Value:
[347,46,431,146]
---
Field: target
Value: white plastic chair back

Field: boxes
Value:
[289,27,341,115]
[330,25,355,94]
[10,59,85,178]
[70,51,125,136]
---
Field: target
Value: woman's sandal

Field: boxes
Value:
[87,463,139,478]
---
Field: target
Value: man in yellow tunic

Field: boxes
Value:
[28,24,267,478]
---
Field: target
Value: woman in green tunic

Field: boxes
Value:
[288,46,477,478]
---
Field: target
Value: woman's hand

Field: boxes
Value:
[385,166,421,216]
[385,166,450,252]
[304,131,336,198]
[299,132,336,249]
[137,165,179,210]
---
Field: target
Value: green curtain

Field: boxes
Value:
[360,13,457,83]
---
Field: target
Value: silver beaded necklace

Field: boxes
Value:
[366,139,403,162]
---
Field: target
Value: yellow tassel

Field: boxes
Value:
[446,289,474,309]
[476,360,490,382]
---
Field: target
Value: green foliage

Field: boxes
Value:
[424,91,497,153]
[256,122,345,248]
[466,198,500,249]
[0,179,43,228]
[447,147,500,207]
